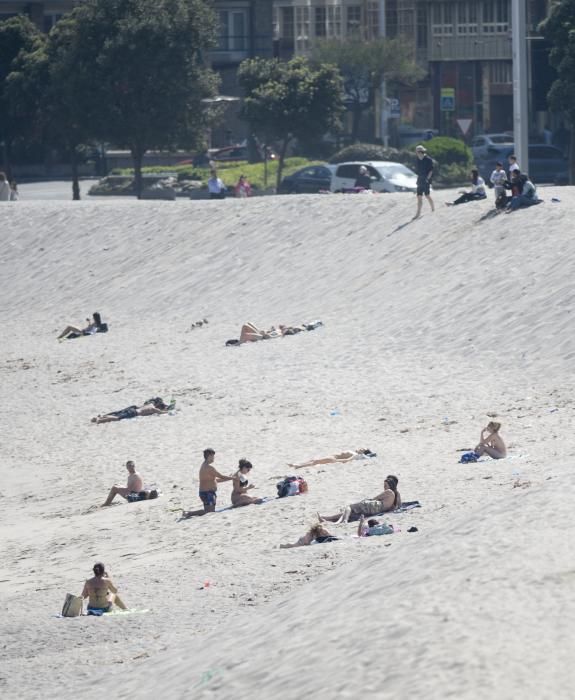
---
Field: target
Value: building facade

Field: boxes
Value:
[273,0,556,140]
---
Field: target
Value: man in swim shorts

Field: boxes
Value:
[182,448,234,518]
[102,461,144,506]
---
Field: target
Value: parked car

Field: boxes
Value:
[471,133,514,160]
[208,144,277,163]
[329,161,417,193]
[278,165,332,194]
[476,144,568,185]
[398,126,438,147]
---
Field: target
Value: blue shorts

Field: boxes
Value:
[199,490,217,507]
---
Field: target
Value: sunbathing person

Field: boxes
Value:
[102,461,144,506]
[182,448,234,518]
[237,320,323,344]
[92,397,173,424]
[280,523,338,548]
[318,475,401,523]
[58,312,107,339]
[289,448,376,469]
[357,515,394,537]
[81,562,127,613]
[231,459,264,507]
[474,421,507,459]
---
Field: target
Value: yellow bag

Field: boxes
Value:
[62,593,83,617]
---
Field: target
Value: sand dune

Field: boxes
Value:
[1,189,574,699]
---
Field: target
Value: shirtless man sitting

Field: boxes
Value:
[82,562,127,613]
[182,448,234,518]
[102,460,143,506]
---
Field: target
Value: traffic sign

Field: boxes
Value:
[457,118,472,135]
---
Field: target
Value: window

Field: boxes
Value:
[280,7,294,39]
[482,0,509,34]
[295,6,310,52]
[336,164,360,179]
[366,1,379,39]
[217,9,248,51]
[456,2,478,35]
[490,61,512,84]
[327,6,341,38]
[43,13,63,33]
[432,2,454,36]
[346,6,361,36]
[315,6,326,37]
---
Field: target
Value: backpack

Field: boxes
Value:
[276,476,308,498]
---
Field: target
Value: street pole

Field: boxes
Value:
[511,0,528,174]
[379,0,388,147]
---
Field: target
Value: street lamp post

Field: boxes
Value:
[511,0,529,174]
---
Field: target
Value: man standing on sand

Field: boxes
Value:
[102,460,143,506]
[182,448,234,518]
[413,145,435,220]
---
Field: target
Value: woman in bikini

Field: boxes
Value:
[58,312,105,340]
[318,475,401,523]
[288,448,376,469]
[280,523,338,548]
[474,422,507,459]
[81,562,127,613]
[231,459,264,507]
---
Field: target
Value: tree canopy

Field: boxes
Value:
[540,0,575,182]
[311,37,424,141]
[238,56,344,187]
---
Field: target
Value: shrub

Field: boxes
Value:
[413,137,472,168]
[329,142,401,164]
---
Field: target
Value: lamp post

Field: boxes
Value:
[379,0,388,147]
[511,0,528,174]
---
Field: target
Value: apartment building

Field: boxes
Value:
[273,0,555,139]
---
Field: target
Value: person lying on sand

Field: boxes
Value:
[280,523,338,548]
[236,321,323,344]
[82,562,127,614]
[92,397,174,424]
[231,459,264,507]
[102,461,143,506]
[474,421,507,459]
[357,515,394,537]
[182,448,234,518]
[318,475,401,524]
[58,312,107,340]
[289,448,376,469]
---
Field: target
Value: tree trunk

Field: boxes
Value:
[71,146,81,200]
[570,122,575,185]
[1,138,13,181]
[275,137,291,191]
[132,147,145,199]
[351,101,363,142]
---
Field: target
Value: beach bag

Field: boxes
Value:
[62,593,83,617]
[277,476,308,497]
[460,451,479,464]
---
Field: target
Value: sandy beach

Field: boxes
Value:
[1,188,575,699]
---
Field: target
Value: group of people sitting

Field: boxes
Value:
[445,155,540,213]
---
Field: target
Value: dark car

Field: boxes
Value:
[477,144,568,185]
[278,165,332,194]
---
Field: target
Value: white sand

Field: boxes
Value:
[1,189,575,699]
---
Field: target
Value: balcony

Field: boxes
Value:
[428,33,512,62]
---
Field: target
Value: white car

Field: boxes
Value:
[327,161,417,193]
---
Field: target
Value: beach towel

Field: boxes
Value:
[61,593,83,617]
[395,501,421,511]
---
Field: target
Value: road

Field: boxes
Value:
[16,179,122,201]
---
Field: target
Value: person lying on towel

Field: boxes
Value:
[317,475,401,523]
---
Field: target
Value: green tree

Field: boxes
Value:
[311,37,424,142]
[238,56,344,188]
[540,0,575,183]
[0,16,45,178]
[60,0,220,198]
